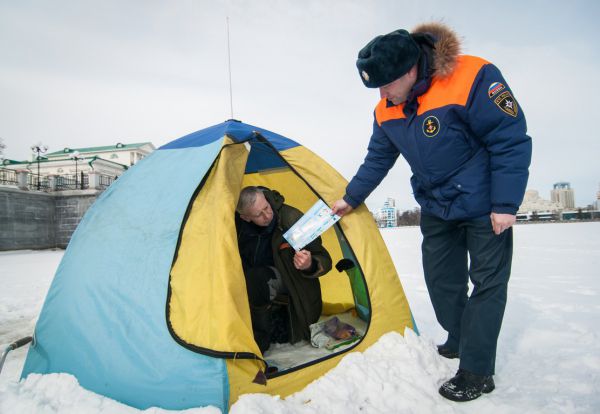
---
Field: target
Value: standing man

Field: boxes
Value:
[332,23,531,401]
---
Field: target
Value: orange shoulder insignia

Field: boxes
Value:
[375,99,406,126]
[417,55,489,115]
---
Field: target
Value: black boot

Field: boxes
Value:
[437,344,459,359]
[439,369,495,402]
[250,305,272,353]
[437,336,459,359]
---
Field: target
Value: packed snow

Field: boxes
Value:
[1,222,599,413]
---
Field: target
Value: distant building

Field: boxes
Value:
[374,198,397,228]
[3,142,154,179]
[518,189,562,213]
[45,142,155,167]
[551,182,575,209]
[595,183,600,210]
[516,189,563,222]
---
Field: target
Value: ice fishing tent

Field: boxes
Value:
[22,120,416,412]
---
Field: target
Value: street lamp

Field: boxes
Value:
[70,151,84,190]
[30,143,48,190]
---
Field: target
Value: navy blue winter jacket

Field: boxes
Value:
[345,55,532,220]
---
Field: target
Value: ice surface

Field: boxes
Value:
[1,222,599,413]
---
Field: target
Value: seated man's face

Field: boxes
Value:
[240,192,274,227]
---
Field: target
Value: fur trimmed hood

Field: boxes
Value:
[412,22,461,78]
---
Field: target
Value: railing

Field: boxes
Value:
[98,174,117,188]
[27,173,50,191]
[56,173,89,191]
[0,168,17,186]
[56,175,76,191]
[1,170,118,192]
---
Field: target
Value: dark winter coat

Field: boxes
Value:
[236,189,332,343]
[345,22,532,220]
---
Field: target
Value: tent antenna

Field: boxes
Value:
[226,16,234,119]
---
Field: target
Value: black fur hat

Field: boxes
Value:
[356,29,421,88]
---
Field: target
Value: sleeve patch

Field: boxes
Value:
[494,90,518,117]
[488,82,505,97]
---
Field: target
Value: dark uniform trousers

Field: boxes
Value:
[420,214,513,376]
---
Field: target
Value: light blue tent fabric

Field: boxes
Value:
[22,136,230,410]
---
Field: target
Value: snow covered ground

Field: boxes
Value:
[1,222,599,413]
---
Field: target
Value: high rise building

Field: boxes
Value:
[518,189,562,213]
[551,182,575,209]
[374,198,397,227]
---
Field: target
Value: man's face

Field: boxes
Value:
[378,65,418,105]
[240,192,274,227]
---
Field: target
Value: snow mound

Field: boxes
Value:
[231,329,456,414]
[0,373,220,414]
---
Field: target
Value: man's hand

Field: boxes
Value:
[293,250,312,270]
[490,212,516,235]
[331,199,354,217]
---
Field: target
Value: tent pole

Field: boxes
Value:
[226,16,234,119]
[0,336,32,375]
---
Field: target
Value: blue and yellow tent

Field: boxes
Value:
[22,120,415,412]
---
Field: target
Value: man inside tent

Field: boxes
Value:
[236,186,332,353]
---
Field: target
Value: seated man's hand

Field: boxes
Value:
[293,249,312,270]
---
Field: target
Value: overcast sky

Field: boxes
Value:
[1,0,599,209]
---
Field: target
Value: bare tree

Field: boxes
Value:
[396,208,421,226]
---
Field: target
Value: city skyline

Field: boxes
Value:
[377,180,599,213]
